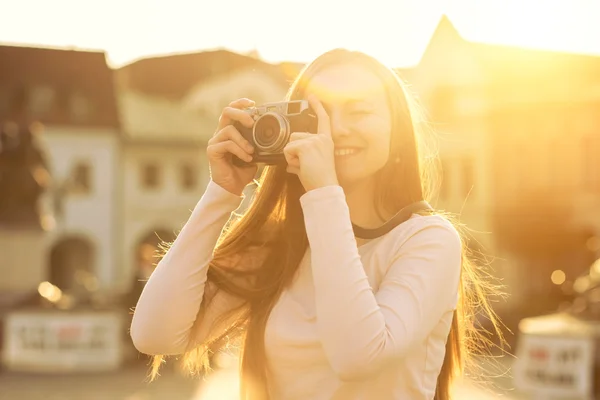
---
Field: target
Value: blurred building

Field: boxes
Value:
[115,89,211,304]
[2,17,598,319]
[182,63,297,115]
[115,49,301,105]
[0,45,302,309]
[404,16,600,311]
[113,51,300,303]
[402,16,493,251]
[0,45,122,297]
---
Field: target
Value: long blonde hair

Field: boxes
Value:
[150,49,504,400]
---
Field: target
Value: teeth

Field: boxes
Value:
[334,148,358,156]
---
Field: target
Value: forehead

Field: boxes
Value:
[304,63,386,103]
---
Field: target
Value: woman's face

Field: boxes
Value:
[304,63,393,188]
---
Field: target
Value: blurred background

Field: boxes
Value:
[1,0,600,399]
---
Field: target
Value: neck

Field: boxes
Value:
[341,178,385,229]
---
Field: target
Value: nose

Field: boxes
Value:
[329,110,351,138]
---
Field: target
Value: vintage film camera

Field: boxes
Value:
[233,100,318,166]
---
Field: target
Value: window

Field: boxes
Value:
[439,159,450,200]
[582,135,600,192]
[71,162,92,194]
[517,138,535,191]
[69,91,93,122]
[141,163,160,189]
[548,136,562,188]
[461,157,475,199]
[429,86,455,122]
[29,85,55,118]
[0,87,10,116]
[11,84,27,115]
[180,163,197,190]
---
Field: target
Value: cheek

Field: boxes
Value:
[364,129,392,167]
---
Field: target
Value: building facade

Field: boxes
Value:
[0,45,122,298]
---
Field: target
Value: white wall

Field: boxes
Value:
[116,143,210,292]
[41,126,121,289]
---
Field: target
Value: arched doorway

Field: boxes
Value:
[126,228,176,310]
[125,228,177,365]
[136,228,177,281]
[49,236,95,292]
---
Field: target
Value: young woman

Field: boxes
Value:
[131,48,502,400]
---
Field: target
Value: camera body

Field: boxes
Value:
[233,100,318,166]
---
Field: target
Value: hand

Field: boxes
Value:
[207,98,257,196]
[283,95,339,192]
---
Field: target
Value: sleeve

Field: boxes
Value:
[300,185,462,381]
[130,180,244,355]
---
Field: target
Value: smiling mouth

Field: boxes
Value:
[334,148,362,157]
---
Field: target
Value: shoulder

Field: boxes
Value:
[380,214,462,265]
[387,213,460,245]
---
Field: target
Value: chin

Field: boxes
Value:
[335,176,352,190]
[337,173,371,191]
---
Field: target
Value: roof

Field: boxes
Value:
[0,45,120,129]
[116,49,301,100]
[118,89,213,143]
[119,16,600,98]
[422,15,600,85]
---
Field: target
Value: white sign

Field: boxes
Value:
[513,334,595,398]
[2,310,124,373]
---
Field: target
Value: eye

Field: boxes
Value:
[350,109,372,116]
[347,101,375,116]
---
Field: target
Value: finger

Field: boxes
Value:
[217,105,255,131]
[307,95,331,136]
[209,125,254,154]
[207,140,253,163]
[283,142,301,167]
[229,98,255,108]
[283,140,304,156]
[289,132,312,142]
[285,155,300,169]
[286,165,300,175]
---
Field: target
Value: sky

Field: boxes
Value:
[0,0,599,68]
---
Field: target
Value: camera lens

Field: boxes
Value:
[253,113,289,152]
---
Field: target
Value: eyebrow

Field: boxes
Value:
[344,98,376,106]
[319,98,377,111]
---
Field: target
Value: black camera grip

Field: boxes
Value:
[232,154,253,167]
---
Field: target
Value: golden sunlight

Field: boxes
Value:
[3,0,597,69]
[450,0,599,56]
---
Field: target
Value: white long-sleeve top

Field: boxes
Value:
[131,180,462,400]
